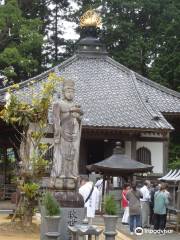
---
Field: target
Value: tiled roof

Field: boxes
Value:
[87,151,153,174]
[0,54,179,130]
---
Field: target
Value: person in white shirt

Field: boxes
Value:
[79,176,99,223]
[140,180,151,228]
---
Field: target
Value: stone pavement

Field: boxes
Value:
[93,215,180,240]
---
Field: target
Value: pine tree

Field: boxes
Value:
[0,0,43,85]
[19,0,73,67]
[47,0,71,66]
[149,0,180,91]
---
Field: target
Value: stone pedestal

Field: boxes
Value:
[103,215,118,240]
[54,178,85,240]
[40,208,61,240]
[54,191,85,240]
[54,178,77,191]
[45,232,60,240]
[40,177,85,240]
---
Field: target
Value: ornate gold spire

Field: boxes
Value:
[80,9,101,28]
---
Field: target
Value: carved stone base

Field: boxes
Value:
[40,177,78,191]
[54,178,77,191]
[54,191,84,208]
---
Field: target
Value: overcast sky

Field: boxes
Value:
[63,1,79,40]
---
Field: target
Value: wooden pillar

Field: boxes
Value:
[131,138,137,182]
[163,132,169,174]
[3,147,7,184]
[131,137,137,160]
[177,182,180,232]
[79,139,88,174]
[177,182,180,210]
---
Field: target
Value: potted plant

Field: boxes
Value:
[103,194,118,240]
[42,191,61,234]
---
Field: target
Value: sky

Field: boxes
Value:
[63,0,79,40]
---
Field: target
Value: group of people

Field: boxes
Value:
[78,176,171,235]
[121,180,170,235]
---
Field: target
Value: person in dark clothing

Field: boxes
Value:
[126,183,143,235]
[154,183,169,232]
[149,183,158,226]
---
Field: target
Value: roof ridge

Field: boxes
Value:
[105,57,132,74]
[105,57,173,130]
[130,71,158,120]
[0,55,78,94]
[135,72,180,99]
[106,56,180,99]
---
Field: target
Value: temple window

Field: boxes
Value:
[136,147,151,165]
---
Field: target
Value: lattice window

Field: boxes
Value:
[136,147,151,165]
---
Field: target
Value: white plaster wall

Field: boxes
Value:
[137,142,163,174]
[125,141,131,158]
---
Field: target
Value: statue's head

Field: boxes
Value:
[63,79,75,101]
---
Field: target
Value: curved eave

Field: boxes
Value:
[86,165,153,175]
[83,125,173,132]
[162,112,180,116]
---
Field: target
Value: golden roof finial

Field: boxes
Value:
[80,9,101,28]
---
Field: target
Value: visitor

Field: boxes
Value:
[153,183,169,233]
[79,176,99,223]
[126,183,142,235]
[121,183,130,224]
[95,178,106,212]
[140,180,151,228]
[149,183,157,226]
[163,183,171,229]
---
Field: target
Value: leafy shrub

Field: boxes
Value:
[21,182,39,199]
[104,194,118,215]
[43,192,60,216]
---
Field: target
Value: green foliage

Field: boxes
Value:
[0,93,33,126]
[18,0,73,67]
[0,0,43,84]
[0,73,62,126]
[43,192,60,216]
[168,143,180,169]
[104,194,118,215]
[0,73,62,176]
[3,66,17,79]
[21,182,39,200]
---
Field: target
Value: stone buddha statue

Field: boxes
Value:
[51,79,83,180]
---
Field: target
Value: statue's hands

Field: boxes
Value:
[70,105,83,117]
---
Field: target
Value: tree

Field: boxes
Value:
[0,0,43,85]
[149,0,180,91]
[45,0,71,66]
[18,0,51,68]
[0,72,62,226]
[18,0,73,67]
